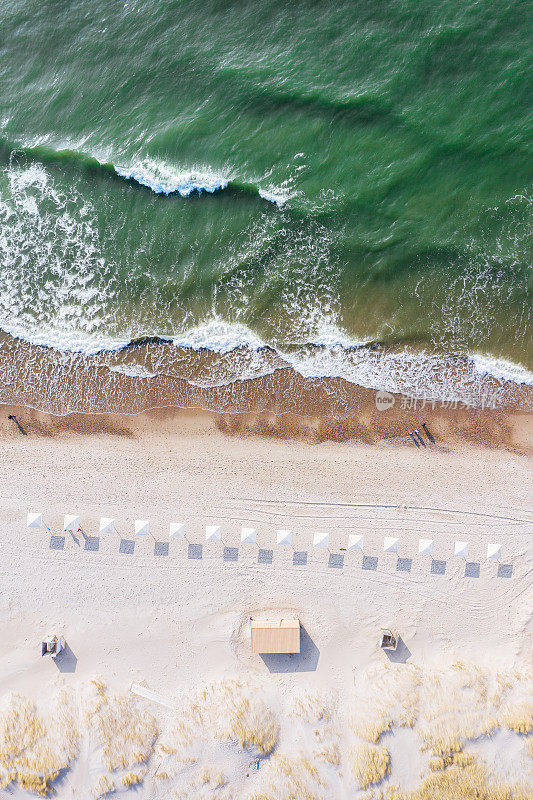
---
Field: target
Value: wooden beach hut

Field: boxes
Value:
[251,618,301,654]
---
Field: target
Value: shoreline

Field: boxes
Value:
[1,332,532,422]
[1,396,532,456]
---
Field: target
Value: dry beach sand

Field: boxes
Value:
[0,405,531,798]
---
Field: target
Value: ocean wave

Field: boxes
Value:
[469,353,533,386]
[114,161,291,205]
[0,155,531,407]
[2,318,532,408]
[0,136,289,205]
[114,162,229,197]
[257,187,292,207]
[0,323,130,356]
[171,319,266,353]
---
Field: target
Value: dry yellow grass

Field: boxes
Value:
[171,773,236,800]
[315,742,341,766]
[383,762,532,800]
[85,683,158,773]
[159,679,279,765]
[200,680,279,756]
[289,693,332,724]
[354,714,392,744]
[0,692,78,796]
[0,665,530,797]
[122,771,145,787]
[349,741,391,789]
[428,750,476,771]
[153,679,279,790]
[420,725,463,760]
[246,753,324,800]
[199,767,227,787]
[490,672,514,707]
[225,698,278,755]
[500,704,533,735]
[351,663,421,744]
[92,774,114,797]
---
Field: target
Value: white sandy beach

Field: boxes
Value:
[0,406,531,798]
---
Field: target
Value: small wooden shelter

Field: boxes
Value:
[380,628,397,651]
[41,635,65,658]
[251,618,300,654]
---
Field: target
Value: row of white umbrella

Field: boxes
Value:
[26,513,503,560]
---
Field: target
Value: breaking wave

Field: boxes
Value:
[470,354,533,387]
[0,157,531,413]
[0,137,290,204]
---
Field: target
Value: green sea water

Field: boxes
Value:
[0,0,531,403]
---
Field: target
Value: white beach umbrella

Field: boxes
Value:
[487,543,502,560]
[313,531,329,549]
[384,536,399,553]
[348,534,364,551]
[26,512,42,529]
[206,525,221,542]
[241,527,257,544]
[63,514,79,532]
[418,538,434,556]
[454,541,469,558]
[169,522,186,540]
[277,529,292,546]
[135,519,150,536]
[99,517,115,535]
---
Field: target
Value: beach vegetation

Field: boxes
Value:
[349,741,391,789]
[383,762,532,799]
[0,692,78,796]
[84,683,158,773]
[121,770,144,787]
[500,704,533,735]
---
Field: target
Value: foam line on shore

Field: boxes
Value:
[469,353,533,386]
[0,327,532,414]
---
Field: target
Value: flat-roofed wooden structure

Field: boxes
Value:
[251,618,301,654]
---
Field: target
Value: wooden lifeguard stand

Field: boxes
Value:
[380,629,398,651]
[41,635,65,658]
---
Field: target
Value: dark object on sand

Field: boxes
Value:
[409,432,420,448]
[413,429,426,446]
[8,414,27,435]
[422,422,435,444]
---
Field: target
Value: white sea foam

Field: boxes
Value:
[470,353,533,386]
[108,363,157,379]
[258,188,286,206]
[0,161,530,407]
[258,187,293,206]
[0,324,129,355]
[172,319,266,354]
[0,162,130,355]
[303,317,369,349]
[115,160,229,196]
[116,159,291,205]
